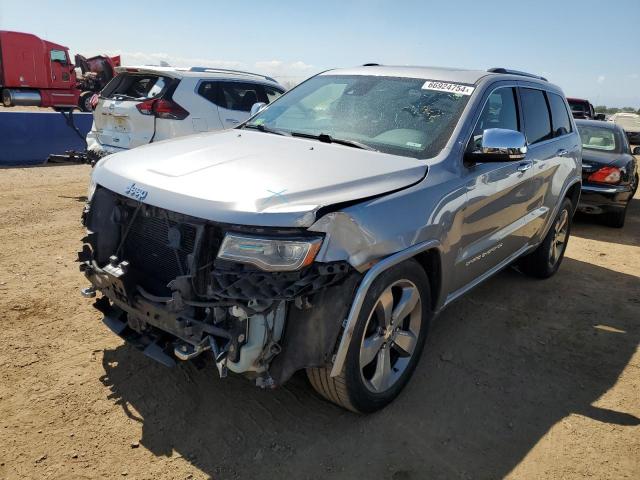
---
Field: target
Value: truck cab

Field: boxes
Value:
[0,30,79,109]
[567,97,602,120]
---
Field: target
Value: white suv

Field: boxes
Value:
[86,66,285,160]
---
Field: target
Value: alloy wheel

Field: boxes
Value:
[549,208,569,266]
[359,279,422,393]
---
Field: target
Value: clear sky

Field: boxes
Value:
[1,0,638,107]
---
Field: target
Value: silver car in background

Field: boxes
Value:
[80,65,581,413]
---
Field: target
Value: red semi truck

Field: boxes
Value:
[0,31,119,111]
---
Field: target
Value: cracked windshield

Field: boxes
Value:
[246,75,470,158]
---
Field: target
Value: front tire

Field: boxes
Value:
[518,197,573,278]
[307,259,431,413]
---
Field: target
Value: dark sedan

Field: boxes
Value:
[576,120,639,227]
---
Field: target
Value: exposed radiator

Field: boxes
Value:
[122,211,198,294]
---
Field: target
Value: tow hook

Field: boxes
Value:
[173,342,210,361]
[173,336,229,379]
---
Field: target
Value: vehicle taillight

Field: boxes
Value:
[135,98,188,120]
[153,98,189,120]
[587,166,621,184]
[136,98,155,115]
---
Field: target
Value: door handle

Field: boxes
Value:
[225,119,240,124]
[517,161,533,172]
[557,149,569,157]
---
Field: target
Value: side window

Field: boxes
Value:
[219,82,261,112]
[198,81,221,106]
[619,130,631,154]
[469,87,519,150]
[520,88,553,144]
[50,49,67,64]
[263,85,284,104]
[548,93,572,137]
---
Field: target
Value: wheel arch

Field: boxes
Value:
[329,239,441,377]
[414,248,442,312]
[566,181,581,214]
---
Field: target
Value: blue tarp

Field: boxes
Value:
[1,111,93,166]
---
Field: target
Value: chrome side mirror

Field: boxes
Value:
[250,102,267,116]
[466,128,527,163]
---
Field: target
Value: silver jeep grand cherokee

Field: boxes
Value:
[79,65,581,413]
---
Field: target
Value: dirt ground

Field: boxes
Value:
[0,164,638,480]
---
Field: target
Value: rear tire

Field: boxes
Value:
[518,198,573,279]
[307,259,431,413]
[78,91,93,112]
[603,207,627,228]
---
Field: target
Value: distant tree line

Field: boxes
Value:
[595,106,640,115]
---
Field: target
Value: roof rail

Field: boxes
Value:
[188,66,277,83]
[362,63,380,66]
[487,67,547,82]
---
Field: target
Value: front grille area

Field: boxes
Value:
[121,209,199,295]
[84,187,346,304]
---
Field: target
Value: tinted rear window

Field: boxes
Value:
[220,82,263,112]
[101,74,173,100]
[521,88,553,144]
[548,93,572,137]
[198,82,285,110]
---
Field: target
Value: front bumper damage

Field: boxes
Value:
[79,187,361,387]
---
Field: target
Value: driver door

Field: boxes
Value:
[451,86,536,293]
[49,49,73,90]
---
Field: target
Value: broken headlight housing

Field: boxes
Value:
[217,234,322,272]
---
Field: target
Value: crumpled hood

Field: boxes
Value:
[92,129,427,227]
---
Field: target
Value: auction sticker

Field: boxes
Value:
[422,80,475,95]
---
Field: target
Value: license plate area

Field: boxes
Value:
[112,116,129,132]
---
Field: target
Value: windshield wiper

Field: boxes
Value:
[290,132,377,151]
[243,123,290,136]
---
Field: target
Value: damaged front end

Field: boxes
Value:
[78,187,361,387]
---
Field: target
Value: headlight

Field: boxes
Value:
[217,234,322,271]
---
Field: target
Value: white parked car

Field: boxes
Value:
[608,112,640,144]
[86,66,285,161]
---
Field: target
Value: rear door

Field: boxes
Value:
[517,87,580,240]
[94,73,173,149]
[191,80,223,132]
[216,81,276,128]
